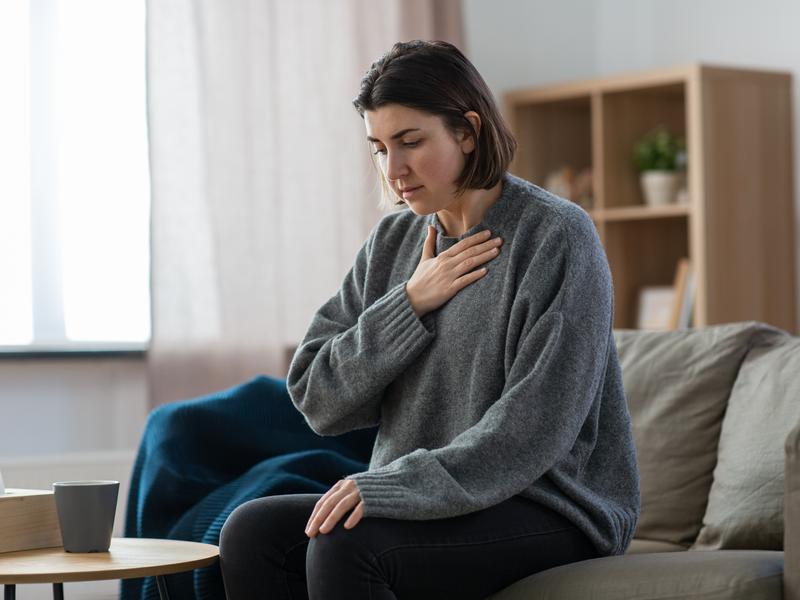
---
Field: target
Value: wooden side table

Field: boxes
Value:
[0,538,219,600]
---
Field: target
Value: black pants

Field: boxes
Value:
[219,493,599,600]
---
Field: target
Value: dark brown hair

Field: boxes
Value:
[353,40,517,207]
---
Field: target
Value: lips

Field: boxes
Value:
[400,186,423,199]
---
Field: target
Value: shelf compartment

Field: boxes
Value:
[604,217,689,329]
[600,82,687,209]
[508,95,592,194]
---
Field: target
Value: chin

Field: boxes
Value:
[404,201,435,216]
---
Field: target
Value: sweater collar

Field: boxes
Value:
[427,172,514,241]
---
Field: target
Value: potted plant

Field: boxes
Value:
[633,126,687,206]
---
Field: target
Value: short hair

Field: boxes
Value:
[353,40,517,208]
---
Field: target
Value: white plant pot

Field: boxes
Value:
[640,170,680,206]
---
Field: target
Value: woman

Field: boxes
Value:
[220,40,640,600]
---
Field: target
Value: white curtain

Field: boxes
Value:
[145,0,463,407]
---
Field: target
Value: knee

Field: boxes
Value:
[306,522,377,576]
[219,499,265,563]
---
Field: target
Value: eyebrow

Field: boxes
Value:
[366,128,421,143]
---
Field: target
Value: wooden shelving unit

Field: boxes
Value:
[505,64,797,332]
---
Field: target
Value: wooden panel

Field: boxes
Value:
[699,67,797,332]
[686,66,707,327]
[591,93,606,210]
[593,203,690,222]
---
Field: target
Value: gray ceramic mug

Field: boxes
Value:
[53,480,119,552]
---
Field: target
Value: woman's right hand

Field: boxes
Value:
[406,225,503,317]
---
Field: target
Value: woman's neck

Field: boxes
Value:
[436,181,502,237]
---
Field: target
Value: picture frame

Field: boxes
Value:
[636,286,675,330]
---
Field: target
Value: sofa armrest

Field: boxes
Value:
[785,422,800,600]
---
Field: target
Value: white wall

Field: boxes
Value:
[463,0,597,94]
[0,358,148,458]
[463,0,800,324]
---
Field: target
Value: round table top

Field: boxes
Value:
[0,538,219,584]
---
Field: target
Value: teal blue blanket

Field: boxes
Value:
[121,375,378,600]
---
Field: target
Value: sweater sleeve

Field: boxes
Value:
[346,211,614,519]
[287,229,437,436]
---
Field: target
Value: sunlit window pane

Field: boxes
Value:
[0,0,33,345]
[55,0,150,343]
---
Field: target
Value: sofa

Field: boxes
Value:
[488,321,800,600]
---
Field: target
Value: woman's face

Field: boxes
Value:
[364,104,475,214]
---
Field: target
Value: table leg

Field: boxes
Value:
[4,585,15,600]
[52,583,64,600]
[155,576,170,600]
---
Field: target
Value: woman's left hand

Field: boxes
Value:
[305,479,365,537]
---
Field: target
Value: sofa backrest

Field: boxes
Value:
[613,321,783,547]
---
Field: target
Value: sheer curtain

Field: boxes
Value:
[146,0,463,407]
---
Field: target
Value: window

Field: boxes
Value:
[0,0,150,352]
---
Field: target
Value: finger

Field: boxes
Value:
[306,485,337,530]
[439,228,491,258]
[319,492,360,534]
[452,246,500,278]
[306,486,341,535]
[421,225,436,261]
[344,501,365,529]
[451,266,488,292]
[315,482,359,534]
[305,503,326,537]
[455,236,503,259]
[305,500,323,532]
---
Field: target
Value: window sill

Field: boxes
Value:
[0,342,148,359]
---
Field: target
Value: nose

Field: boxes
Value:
[384,149,409,182]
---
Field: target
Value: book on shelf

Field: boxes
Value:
[669,258,694,330]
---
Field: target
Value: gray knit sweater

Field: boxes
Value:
[287,172,640,556]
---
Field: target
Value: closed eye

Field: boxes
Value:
[371,140,421,156]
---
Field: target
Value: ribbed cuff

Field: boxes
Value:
[361,282,436,361]
[346,471,410,517]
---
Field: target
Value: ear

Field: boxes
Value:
[460,111,481,154]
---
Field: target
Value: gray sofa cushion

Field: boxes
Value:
[694,328,798,550]
[613,322,777,547]
[487,550,783,600]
